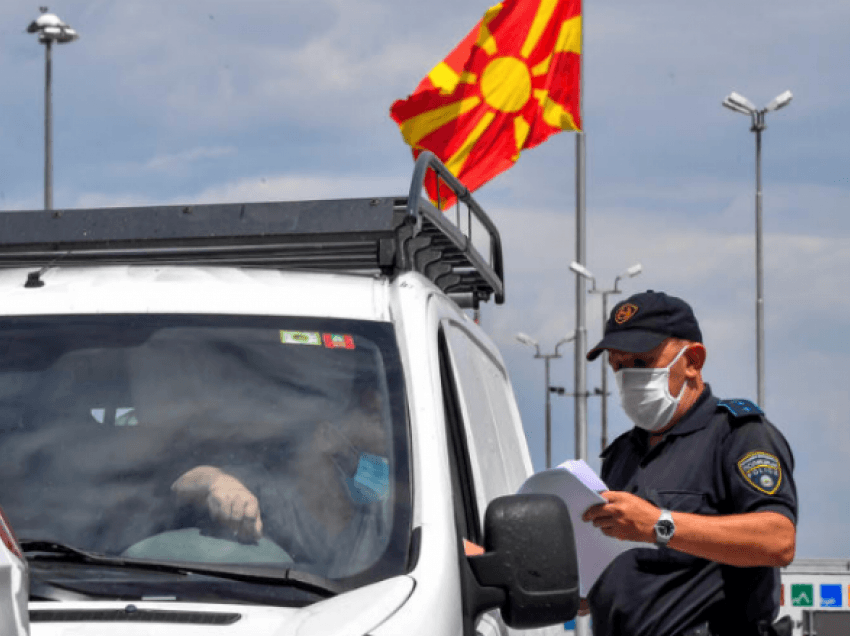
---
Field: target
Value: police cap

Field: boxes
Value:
[586,290,703,361]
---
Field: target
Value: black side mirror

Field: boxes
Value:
[465,493,579,629]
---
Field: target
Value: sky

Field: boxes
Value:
[1,0,848,559]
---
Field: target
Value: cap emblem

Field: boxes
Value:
[615,303,639,324]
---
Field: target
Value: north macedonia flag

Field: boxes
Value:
[390,0,581,208]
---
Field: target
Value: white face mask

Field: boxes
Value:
[614,346,690,432]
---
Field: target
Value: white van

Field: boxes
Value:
[0,153,578,635]
[0,505,28,635]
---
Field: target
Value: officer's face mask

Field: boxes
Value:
[614,345,691,432]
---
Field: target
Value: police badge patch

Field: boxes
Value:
[738,451,782,495]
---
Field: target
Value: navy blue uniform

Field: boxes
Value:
[587,386,797,636]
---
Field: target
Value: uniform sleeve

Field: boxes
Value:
[721,418,797,524]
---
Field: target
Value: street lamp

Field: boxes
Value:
[722,89,793,409]
[516,331,576,469]
[27,7,79,211]
[570,261,642,450]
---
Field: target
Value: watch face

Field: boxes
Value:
[657,520,674,537]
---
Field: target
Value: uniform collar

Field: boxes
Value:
[663,384,716,438]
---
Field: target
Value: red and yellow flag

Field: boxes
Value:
[390,0,581,207]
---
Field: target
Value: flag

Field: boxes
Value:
[390,0,581,208]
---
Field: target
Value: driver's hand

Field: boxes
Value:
[172,466,263,543]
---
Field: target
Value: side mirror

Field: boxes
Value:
[0,505,29,635]
[465,493,579,629]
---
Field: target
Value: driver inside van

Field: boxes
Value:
[169,384,391,576]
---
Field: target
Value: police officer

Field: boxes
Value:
[581,291,797,636]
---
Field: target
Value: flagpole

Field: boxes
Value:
[574,1,591,634]
[573,3,588,476]
[574,129,587,469]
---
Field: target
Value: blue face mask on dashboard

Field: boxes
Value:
[344,454,390,504]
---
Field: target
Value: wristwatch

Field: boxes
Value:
[654,509,675,546]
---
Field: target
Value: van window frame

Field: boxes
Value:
[438,329,482,545]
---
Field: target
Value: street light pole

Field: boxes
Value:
[570,262,642,451]
[543,354,553,469]
[517,332,576,469]
[754,112,764,410]
[599,291,612,448]
[44,39,53,210]
[27,8,79,211]
[723,90,793,409]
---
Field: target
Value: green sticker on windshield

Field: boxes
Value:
[280,331,321,346]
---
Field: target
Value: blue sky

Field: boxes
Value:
[1,0,848,559]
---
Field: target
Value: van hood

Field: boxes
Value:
[29,575,415,636]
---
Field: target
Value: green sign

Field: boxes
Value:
[791,583,814,607]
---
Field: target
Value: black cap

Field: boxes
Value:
[586,290,702,361]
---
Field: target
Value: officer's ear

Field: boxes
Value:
[683,342,706,375]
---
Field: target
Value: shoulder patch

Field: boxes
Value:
[718,399,763,419]
[737,451,782,495]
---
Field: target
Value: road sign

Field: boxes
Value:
[792,583,814,607]
[821,584,842,607]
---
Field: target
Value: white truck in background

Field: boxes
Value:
[778,558,850,635]
[0,152,579,636]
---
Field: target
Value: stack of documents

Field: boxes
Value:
[518,459,652,596]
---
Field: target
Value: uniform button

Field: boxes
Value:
[630,485,639,493]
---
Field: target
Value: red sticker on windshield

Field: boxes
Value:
[323,333,355,350]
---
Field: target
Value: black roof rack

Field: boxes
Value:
[0,152,504,305]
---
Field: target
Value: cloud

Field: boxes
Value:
[143,146,237,172]
[72,171,403,209]
[33,0,478,133]
[191,173,403,204]
[72,192,166,209]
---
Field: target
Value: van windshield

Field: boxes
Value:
[0,315,411,598]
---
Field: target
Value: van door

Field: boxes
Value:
[0,506,28,636]
[438,328,505,636]
[438,316,549,636]
[441,318,531,519]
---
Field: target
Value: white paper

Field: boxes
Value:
[558,459,609,492]
[518,461,652,596]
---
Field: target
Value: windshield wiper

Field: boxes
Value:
[20,540,343,598]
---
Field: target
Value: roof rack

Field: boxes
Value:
[0,152,504,304]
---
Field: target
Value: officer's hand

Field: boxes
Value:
[172,466,264,543]
[581,491,659,543]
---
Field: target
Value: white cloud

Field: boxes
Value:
[72,171,403,208]
[33,0,477,132]
[144,146,236,172]
[191,173,403,204]
[72,192,165,209]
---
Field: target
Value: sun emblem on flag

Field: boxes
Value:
[391,0,582,207]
